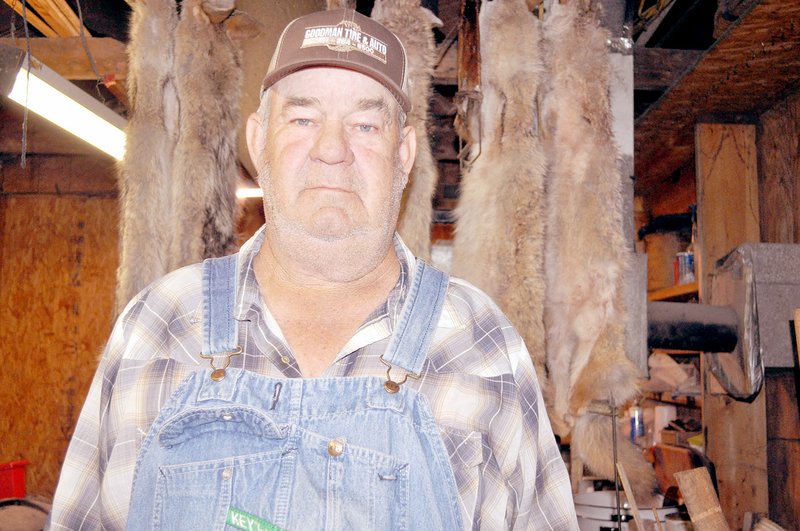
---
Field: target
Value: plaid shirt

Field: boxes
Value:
[47,227,577,530]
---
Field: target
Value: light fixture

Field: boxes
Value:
[0,44,127,160]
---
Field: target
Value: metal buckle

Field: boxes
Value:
[379,355,419,394]
[199,346,243,381]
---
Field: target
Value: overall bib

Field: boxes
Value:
[127,254,464,531]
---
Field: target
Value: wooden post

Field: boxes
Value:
[695,122,768,529]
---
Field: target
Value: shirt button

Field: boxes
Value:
[280,355,290,364]
[222,468,232,480]
[327,439,344,457]
[221,413,233,421]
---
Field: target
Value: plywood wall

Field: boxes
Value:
[0,155,118,498]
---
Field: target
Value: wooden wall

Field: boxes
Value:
[758,90,800,529]
[0,154,118,498]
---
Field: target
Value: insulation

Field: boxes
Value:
[450,0,548,383]
[541,0,656,501]
[371,0,442,261]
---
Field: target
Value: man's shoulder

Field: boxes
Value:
[428,272,525,376]
[121,263,204,320]
[111,263,205,362]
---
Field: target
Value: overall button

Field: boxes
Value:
[327,439,344,457]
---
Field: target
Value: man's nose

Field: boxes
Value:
[310,121,354,165]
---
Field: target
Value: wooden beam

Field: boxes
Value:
[24,0,86,37]
[635,0,800,196]
[695,122,767,530]
[0,37,127,81]
[0,103,98,156]
[1,0,58,37]
[634,48,703,91]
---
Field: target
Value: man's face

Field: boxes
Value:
[251,68,415,247]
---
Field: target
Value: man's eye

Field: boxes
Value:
[293,118,312,126]
[357,124,376,133]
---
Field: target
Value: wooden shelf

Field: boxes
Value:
[648,281,699,301]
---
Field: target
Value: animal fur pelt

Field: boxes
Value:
[541,0,656,501]
[371,0,442,261]
[169,1,259,271]
[115,0,179,316]
[449,0,548,384]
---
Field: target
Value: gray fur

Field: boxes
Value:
[115,0,179,315]
[371,0,442,261]
[450,0,548,385]
[541,0,656,501]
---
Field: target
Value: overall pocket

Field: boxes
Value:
[284,427,410,531]
[140,406,292,531]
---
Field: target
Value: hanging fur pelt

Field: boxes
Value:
[115,0,179,316]
[541,0,656,502]
[169,1,259,270]
[371,0,442,261]
[450,0,548,383]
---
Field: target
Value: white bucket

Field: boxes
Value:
[574,490,678,531]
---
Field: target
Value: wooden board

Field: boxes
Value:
[695,122,767,529]
[635,0,800,198]
[758,91,800,244]
[0,161,118,497]
[0,37,127,81]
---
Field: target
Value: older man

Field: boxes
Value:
[48,8,577,530]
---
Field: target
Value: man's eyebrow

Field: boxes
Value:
[282,96,320,110]
[356,97,391,121]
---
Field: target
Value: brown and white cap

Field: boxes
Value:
[261,9,411,112]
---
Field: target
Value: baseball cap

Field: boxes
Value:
[261,9,411,112]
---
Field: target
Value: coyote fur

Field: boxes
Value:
[116,0,258,313]
[450,0,548,384]
[371,0,442,261]
[116,0,179,315]
[541,0,656,501]
[170,0,258,270]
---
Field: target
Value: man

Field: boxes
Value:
[48,8,577,530]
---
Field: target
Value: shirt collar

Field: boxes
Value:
[232,226,417,349]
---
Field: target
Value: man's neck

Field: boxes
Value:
[252,236,401,376]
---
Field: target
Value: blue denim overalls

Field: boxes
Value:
[126,254,464,530]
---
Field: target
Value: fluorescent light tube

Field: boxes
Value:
[7,55,127,160]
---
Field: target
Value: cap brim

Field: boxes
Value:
[262,60,411,113]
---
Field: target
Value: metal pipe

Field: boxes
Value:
[647,301,738,352]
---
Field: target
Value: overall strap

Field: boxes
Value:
[202,254,240,356]
[382,259,449,376]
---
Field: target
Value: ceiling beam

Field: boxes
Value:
[634,48,703,91]
[22,0,87,37]
[1,0,58,37]
[0,37,127,81]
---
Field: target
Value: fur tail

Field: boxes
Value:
[571,412,659,506]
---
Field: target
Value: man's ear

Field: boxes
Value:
[399,125,417,175]
[246,112,265,169]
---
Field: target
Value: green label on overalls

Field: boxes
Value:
[226,507,282,531]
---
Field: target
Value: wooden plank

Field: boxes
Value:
[24,0,82,36]
[2,154,117,195]
[674,467,731,530]
[695,122,767,530]
[0,103,98,156]
[758,91,800,244]
[635,0,800,195]
[0,37,127,81]
[634,48,703,91]
[1,0,58,37]
[0,192,118,497]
